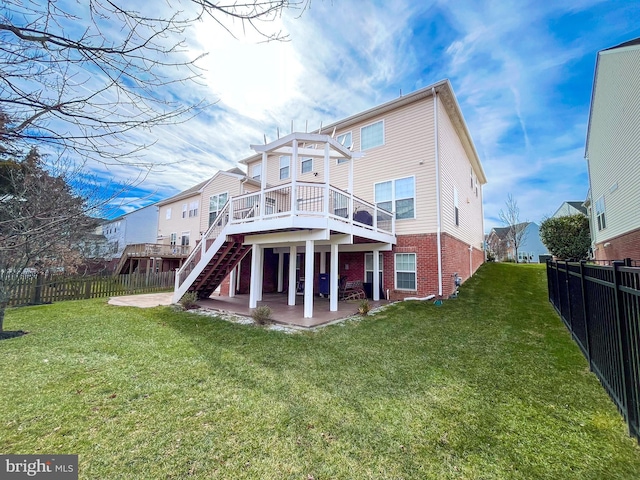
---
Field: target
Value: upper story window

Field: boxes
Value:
[596,196,606,230]
[301,157,313,174]
[279,156,290,180]
[374,176,415,220]
[454,187,459,226]
[470,167,474,189]
[252,164,262,181]
[182,203,187,218]
[165,207,171,220]
[336,132,352,165]
[209,192,228,226]
[361,120,384,150]
[188,201,199,218]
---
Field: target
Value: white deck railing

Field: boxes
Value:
[229,181,395,235]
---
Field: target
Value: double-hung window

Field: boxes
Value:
[374,176,415,219]
[301,157,313,174]
[188,201,199,218]
[209,192,228,226]
[596,196,606,230]
[361,120,384,150]
[252,164,262,181]
[395,253,416,290]
[279,156,290,180]
[336,132,352,165]
[182,204,187,218]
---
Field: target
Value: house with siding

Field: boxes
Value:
[174,79,487,318]
[551,201,587,218]
[585,37,640,261]
[101,204,158,261]
[486,222,549,263]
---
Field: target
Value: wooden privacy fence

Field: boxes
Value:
[7,271,175,307]
[547,259,640,443]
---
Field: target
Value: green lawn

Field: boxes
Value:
[2,263,639,479]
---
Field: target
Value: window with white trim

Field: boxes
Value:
[182,203,187,218]
[365,252,384,285]
[165,208,171,220]
[336,132,352,165]
[395,253,416,290]
[188,201,199,218]
[301,157,313,174]
[470,167,474,189]
[454,187,459,226]
[181,232,190,246]
[209,192,228,226]
[361,120,384,150]
[252,164,262,181]
[596,196,606,231]
[170,233,177,246]
[279,156,290,180]
[374,176,415,219]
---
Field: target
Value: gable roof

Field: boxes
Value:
[566,201,587,215]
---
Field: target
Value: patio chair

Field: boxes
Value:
[338,276,366,301]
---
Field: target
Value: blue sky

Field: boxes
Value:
[91,0,640,231]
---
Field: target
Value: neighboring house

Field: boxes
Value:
[585,37,640,261]
[551,201,587,218]
[155,167,259,272]
[487,222,549,263]
[101,203,159,260]
[174,79,488,318]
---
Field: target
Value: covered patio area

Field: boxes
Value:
[198,293,391,328]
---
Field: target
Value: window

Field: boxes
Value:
[165,207,171,220]
[301,157,313,174]
[395,253,416,290]
[170,233,177,246]
[454,187,459,226]
[182,204,187,218]
[252,164,262,181]
[361,120,384,150]
[470,167,474,189]
[209,192,228,226]
[336,132,352,164]
[374,176,415,219]
[188,201,199,218]
[181,232,190,246]
[365,252,384,285]
[279,156,290,180]
[596,196,606,231]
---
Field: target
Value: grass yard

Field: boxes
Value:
[1,263,639,479]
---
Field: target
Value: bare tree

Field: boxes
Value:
[0,147,113,333]
[499,194,529,263]
[0,1,304,166]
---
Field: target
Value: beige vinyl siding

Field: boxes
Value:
[587,45,640,245]
[199,173,246,233]
[157,193,201,251]
[438,100,484,248]
[329,96,438,235]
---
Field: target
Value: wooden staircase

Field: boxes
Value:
[185,236,250,299]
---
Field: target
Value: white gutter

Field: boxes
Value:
[433,87,443,297]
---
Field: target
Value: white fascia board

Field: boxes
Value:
[243,229,330,245]
[251,132,356,159]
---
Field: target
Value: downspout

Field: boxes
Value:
[433,87,443,297]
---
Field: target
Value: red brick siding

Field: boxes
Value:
[595,227,640,261]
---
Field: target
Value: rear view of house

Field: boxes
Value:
[174,79,487,317]
[585,38,640,261]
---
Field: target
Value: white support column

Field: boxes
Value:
[304,239,315,318]
[288,245,297,306]
[372,249,380,301]
[277,252,284,292]
[330,243,339,312]
[324,142,330,215]
[249,245,260,308]
[260,152,267,219]
[292,139,298,215]
[236,260,242,293]
[257,245,264,301]
[229,266,236,298]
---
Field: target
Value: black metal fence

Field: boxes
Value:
[547,259,640,443]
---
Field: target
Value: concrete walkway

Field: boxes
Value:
[108,292,174,308]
